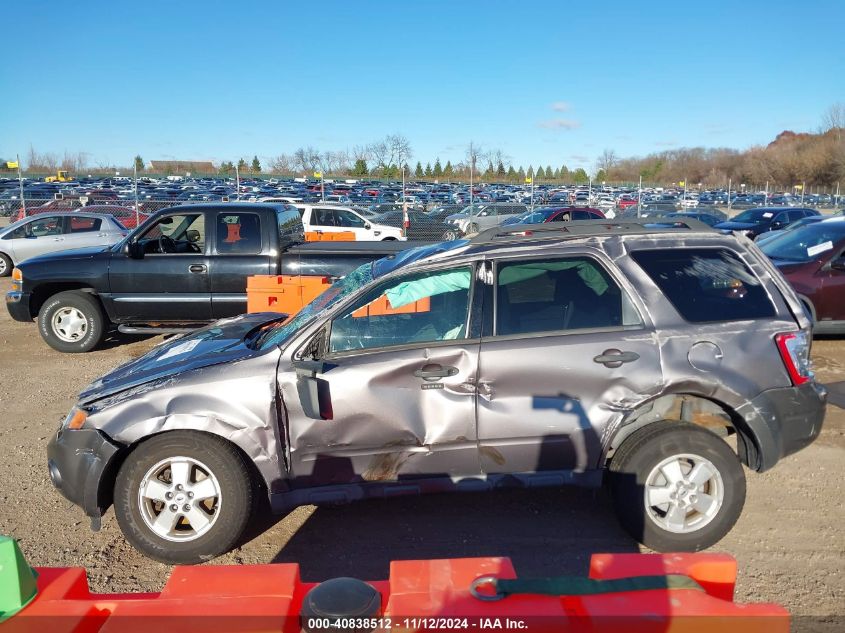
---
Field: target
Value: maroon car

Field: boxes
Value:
[544,206,605,222]
[760,216,845,334]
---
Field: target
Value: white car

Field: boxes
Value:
[0,212,127,277]
[293,204,405,241]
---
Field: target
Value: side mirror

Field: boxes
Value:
[770,221,784,229]
[831,257,845,272]
[364,223,371,229]
[125,240,144,259]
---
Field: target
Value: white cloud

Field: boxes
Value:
[551,101,571,112]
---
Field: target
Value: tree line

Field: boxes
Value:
[10,103,843,189]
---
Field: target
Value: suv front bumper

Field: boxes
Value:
[47,428,121,523]
[744,381,827,472]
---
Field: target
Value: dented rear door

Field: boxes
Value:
[476,252,662,475]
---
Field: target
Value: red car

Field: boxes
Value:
[80,205,151,229]
[617,197,639,210]
[15,199,82,221]
[760,217,845,334]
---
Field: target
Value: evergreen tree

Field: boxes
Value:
[133,155,144,172]
[433,159,443,178]
[553,168,560,179]
[485,161,494,178]
[536,166,545,179]
[219,161,234,175]
[507,165,516,180]
[415,161,423,178]
[496,161,506,177]
[595,169,607,182]
[517,166,526,181]
[560,165,569,181]
[572,168,589,183]
[545,165,553,180]
[353,158,368,176]
[527,165,534,178]
[443,161,453,177]
[425,162,432,177]
[237,158,247,172]
[251,155,261,173]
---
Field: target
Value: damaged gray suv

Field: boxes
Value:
[48,220,827,563]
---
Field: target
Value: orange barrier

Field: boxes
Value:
[352,294,431,318]
[246,275,330,315]
[4,554,788,633]
[304,231,356,242]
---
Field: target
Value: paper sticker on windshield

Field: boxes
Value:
[807,241,833,258]
[158,338,201,361]
[762,213,773,218]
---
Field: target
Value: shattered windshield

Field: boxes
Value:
[255,263,374,349]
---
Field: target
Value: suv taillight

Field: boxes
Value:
[775,332,813,386]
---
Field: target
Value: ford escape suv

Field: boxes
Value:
[47,219,826,563]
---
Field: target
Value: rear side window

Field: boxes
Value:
[216,212,262,254]
[69,217,101,232]
[495,257,641,336]
[631,248,776,323]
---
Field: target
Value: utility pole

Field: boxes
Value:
[637,174,642,218]
[133,158,140,226]
[235,163,240,200]
[17,153,26,218]
[727,178,732,210]
[800,181,805,205]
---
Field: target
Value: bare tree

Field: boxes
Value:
[465,141,483,178]
[595,148,618,175]
[387,134,413,169]
[822,102,844,143]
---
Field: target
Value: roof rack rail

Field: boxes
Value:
[470,218,714,243]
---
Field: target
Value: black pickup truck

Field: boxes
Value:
[6,203,419,352]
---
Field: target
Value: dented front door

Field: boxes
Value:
[279,264,481,488]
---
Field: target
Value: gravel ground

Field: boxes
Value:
[0,275,842,618]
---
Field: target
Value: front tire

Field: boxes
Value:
[609,421,745,552]
[37,291,106,353]
[114,431,254,564]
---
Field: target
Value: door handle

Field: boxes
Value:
[413,364,459,381]
[188,264,207,274]
[593,349,640,368]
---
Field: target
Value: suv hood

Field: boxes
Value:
[78,312,287,405]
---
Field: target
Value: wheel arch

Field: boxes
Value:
[604,390,763,471]
[97,428,268,516]
[30,283,102,318]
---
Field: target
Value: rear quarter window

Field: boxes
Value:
[631,248,776,323]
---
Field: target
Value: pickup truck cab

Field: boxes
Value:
[293,203,405,241]
[6,203,415,353]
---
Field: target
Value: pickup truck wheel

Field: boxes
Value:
[468,223,480,234]
[441,229,458,241]
[37,291,106,353]
[0,253,11,277]
[114,431,254,564]
[609,421,745,552]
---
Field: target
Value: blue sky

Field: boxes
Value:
[1,0,842,173]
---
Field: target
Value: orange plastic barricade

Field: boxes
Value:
[246,275,330,315]
[304,231,356,242]
[352,294,431,318]
[4,551,788,633]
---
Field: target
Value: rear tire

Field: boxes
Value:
[37,291,106,353]
[0,253,11,277]
[609,421,745,552]
[468,223,480,234]
[114,431,254,564]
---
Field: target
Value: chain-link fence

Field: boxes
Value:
[0,198,465,241]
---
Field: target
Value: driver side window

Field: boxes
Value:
[138,213,205,254]
[329,266,473,353]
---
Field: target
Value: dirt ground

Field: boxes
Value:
[0,276,843,618]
